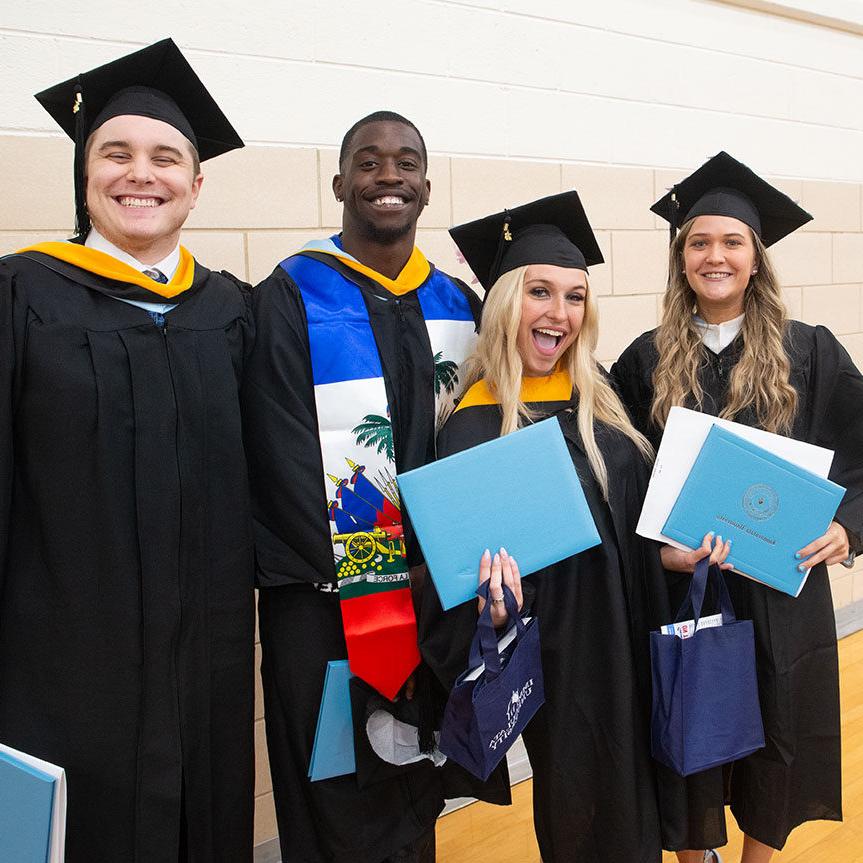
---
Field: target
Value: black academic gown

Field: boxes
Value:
[420,393,667,863]
[612,321,863,849]
[242,258,486,863]
[0,252,256,863]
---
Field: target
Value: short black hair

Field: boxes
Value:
[338,111,428,170]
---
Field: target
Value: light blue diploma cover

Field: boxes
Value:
[663,425,845,596]
[0,750,55,863]
[308,660,356,782]
[397,417,600,610]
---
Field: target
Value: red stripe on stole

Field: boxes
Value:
[339,588,420,701]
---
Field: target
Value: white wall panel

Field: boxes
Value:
[0,1,318,61]
[484,0,863,77]
[1,0,860,180]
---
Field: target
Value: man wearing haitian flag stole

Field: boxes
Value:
[0,41,255,863]
[243,112,481,862]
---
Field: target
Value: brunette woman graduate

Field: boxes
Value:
[420,192,712,862]
[613,152,863,863]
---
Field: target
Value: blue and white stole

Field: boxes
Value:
[281,236,477,544]
[280,236,476,696]
[282,236,476,548]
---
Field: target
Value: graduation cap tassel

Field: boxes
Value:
[414,663,439,755]
[668,189,679,245]
[488,209,513,288]
[72,81,90,239]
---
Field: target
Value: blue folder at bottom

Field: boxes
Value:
[308,660,356,781]
[398,417,600,610]
[0,751,55,863]
[663,424,845,596]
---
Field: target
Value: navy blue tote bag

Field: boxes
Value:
[439,581,545,781]
[651,557,765,776]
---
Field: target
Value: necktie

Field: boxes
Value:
[142,268,169,327]
[143,267,169,284]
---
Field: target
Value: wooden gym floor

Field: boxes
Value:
[436,629,863,863]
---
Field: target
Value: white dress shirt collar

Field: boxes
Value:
[693,312,744,355]
[84,229,180,280]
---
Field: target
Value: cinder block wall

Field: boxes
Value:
[2,138,862,849]
[3,0,862,851]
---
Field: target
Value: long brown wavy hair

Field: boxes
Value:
[650,218,797,433]
[459,265,653,499]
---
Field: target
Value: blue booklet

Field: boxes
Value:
[663,425,845,597]
[398,417,600,610]
[0,750,55,863]
[308,660,356,782]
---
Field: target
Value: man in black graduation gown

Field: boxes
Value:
[0,40,255,862]
[242,112,483,863]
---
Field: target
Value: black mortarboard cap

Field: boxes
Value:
[651,151,812,247]
[450,191,604,292]
[34,38,244,236]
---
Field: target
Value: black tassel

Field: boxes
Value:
[415,663,439,755]
[72,79,90,239]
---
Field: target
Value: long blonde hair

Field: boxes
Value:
[650,219,797,433]
[459,266,653,499]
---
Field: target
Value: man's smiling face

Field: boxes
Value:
[333,120,430,245]
[85,113,203,262]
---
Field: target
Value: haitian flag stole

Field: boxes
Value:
[281,247,476,700]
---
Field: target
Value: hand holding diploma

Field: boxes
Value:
[658,425,845,596]
[661,531,733,574]
[795,520,850,572]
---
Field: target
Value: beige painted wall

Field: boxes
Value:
[3,134,862,847]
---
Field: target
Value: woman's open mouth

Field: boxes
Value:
[532,327,564,356]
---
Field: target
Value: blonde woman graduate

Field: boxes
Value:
[420,192,719,863]
[612,152,863,863]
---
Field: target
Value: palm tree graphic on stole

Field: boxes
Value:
[351,352,459,461]
[327,353,460,591]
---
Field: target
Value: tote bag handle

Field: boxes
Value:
[468,580,525,679]
[677,556,737,627]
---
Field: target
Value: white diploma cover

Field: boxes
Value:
[638,406,835,552]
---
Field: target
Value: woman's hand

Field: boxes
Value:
[795,521,849,571]
[661,532,733,573]
[478,547,523,628]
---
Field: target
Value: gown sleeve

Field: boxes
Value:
[609,332,658,438]
[219,268,256,369]
[417,405,514,805]
[240,269,335,585]
[0,263,15,597]
[418,411,487,690]
[419,406,537,687]
[809,326,863,553]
